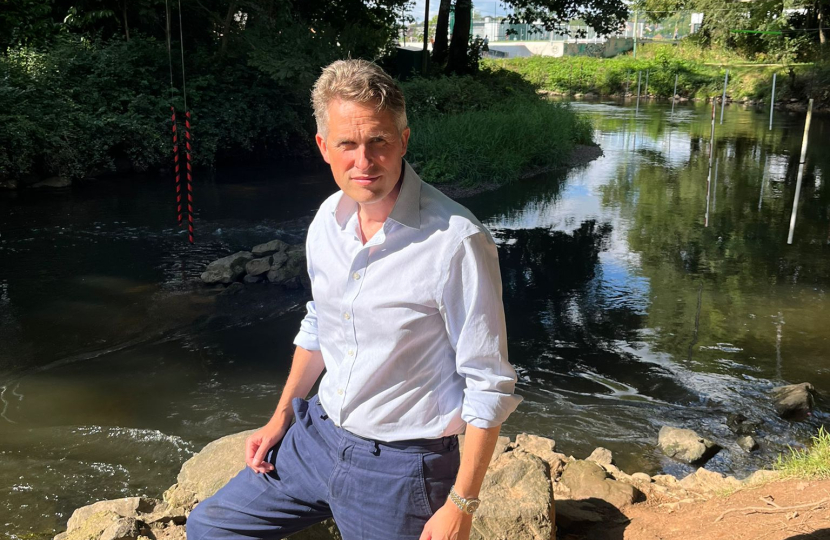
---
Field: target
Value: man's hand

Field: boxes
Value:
[419,501,472,540]
[245,421,288,474]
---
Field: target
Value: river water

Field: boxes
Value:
[1,100,828,538]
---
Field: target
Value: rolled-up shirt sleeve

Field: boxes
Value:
[293,231,321,351]
[440,231,522,429]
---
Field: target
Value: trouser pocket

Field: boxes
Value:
[418,443,461,516]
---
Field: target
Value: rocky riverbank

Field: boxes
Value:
[54,381,820,540]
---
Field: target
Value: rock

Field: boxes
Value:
[252,239,289,257]
[726,413,761,435]
[100,517,142,540]
[513,434,568,480]
[652,474,681,489]
[631,472,652,483]
[771,383,816,420]
[743,469,780,485]
[559,460,640,508]
[271,250,290,269]
[58,498,165,540]
[0,178,18,190]
[658,426,721,464]
[32,176,71,188]
[679,468,741,495]
[164,431,254,510]
[471,450,554,540]
[737,435,759,452]
[267,250,306,286]
[243,274,264,284]
[245,256,273,277]
[586,447,614,467]
[201,252,253,284]
[458,434,511,464]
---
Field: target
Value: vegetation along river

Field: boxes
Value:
[1,99,828,539]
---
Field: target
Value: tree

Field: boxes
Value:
[433,0,629,73]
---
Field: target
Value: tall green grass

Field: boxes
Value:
[407,100,593,187]
[775,426,830,480]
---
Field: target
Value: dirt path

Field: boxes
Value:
[620,479,830,540]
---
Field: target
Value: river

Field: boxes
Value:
[1,99,828,539]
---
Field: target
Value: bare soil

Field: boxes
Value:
[566,479,830,540]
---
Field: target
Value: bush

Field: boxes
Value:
[407,99,592,186]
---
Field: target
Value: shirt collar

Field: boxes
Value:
[332,160,422,231]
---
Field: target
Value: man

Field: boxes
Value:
[187,59,521,540]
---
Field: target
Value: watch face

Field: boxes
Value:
[467,500,481,513]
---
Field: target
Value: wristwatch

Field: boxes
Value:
[448,485,481,515]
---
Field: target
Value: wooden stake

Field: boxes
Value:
[787,99,814,244]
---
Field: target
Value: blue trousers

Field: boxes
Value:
[187,395,460,540]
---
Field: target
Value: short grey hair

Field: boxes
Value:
[311,59,407,137]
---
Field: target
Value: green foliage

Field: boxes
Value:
[407,98,592,186]
[776,427,830,480]
[488,42,829,101]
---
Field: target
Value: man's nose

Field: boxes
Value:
[354,144,371,170]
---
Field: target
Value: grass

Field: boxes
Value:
[485,42,829,103]
[407,99,593,187]
[775,426,830,480]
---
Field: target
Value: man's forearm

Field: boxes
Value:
[266,346,325,428]
[453,424,502,499]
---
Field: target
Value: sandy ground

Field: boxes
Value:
[565,479,830,540]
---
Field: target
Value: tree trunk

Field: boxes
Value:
[220,1,237,54]
[122,0,130,41]
[819,3,827,46]
[432,0,452,66]
[446,0,472,74]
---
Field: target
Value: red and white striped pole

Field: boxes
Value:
[185,111,194,244]
[171,107,182,226]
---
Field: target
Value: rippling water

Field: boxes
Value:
[1,100,828,538]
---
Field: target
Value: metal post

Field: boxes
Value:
[713,157,719,213]
[625,70,630,98]
[720,69,729,124]
[644,70,649,98]
[705,100,716,228]
[671,73,678,115]
[787,99,814,244]
[633,10,638,59]
[636,71,642,113]
[421,0,430,75]
[769,73,777,131]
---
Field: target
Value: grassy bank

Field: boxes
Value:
[486,42,830,104]
[403,70,593,189]
[776,427,830,480]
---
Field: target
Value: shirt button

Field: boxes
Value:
[353,272,361,280]
[337,388,344,396]
[343,312,351,320]
[347,349,355,357]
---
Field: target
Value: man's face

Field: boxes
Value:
[315,99,410,205]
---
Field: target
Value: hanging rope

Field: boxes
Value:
[177,0,194,245]
[165,0,182,227]
[164,0,194,244]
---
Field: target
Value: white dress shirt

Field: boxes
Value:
[293,161,522,442]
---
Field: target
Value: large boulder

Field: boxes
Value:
[513,433,568,479]
[267,249,307,288]
[201,252,253,285]
[471,450,554,540]
[458,434,511,464]
[679,467,741,495]
[55,497,179,540]
[771,383,816,420]
[658,426,721,465]
[245,256,273,277]
[559,460,641,509]
[252,239,289,257]
[163,430,340,540]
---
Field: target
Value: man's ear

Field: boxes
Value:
[400,127,411,157]
[315,133,331,164]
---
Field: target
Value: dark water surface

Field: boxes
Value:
[1,100,828,538]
